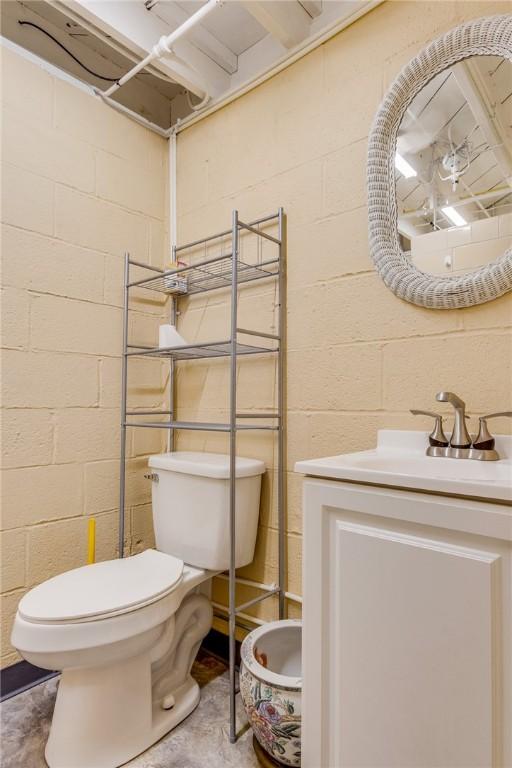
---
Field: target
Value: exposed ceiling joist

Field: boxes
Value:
[57,0,230,98]
[452,61,512,186]
[242,1,311,49]
[150,2,238,75]
[299,1,323,19]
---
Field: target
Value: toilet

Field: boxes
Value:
[11,451,265,768]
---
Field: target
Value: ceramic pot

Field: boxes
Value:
[240,619,302,766]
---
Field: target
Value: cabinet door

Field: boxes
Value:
[302,482,509,768]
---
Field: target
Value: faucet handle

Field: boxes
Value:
[410,409,449,447]
[474,412,512,450]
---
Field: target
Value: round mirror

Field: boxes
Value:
[367,15,512,309]
[396,55,512,277]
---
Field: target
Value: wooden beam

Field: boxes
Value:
[452,61,512,186]
[151,2,238,75]
[242,1,311,49]
[58,0,230,97]
[299,1,323,19]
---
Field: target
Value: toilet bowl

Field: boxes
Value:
[11,451,265,768]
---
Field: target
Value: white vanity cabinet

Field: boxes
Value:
[297,435,512,768]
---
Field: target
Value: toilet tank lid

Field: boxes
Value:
[148,451,265,479]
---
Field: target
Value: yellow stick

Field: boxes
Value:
[87,518,96,565]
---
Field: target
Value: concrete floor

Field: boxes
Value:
[0,653,259,768]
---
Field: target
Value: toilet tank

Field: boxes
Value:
[147,451,265,570]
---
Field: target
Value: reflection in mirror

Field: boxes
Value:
[396,56,512,276]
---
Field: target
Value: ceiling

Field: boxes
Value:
[396,55,512,238]
[1,0,376,129]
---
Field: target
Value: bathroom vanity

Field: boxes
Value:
[296,431,512,768]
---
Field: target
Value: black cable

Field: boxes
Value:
[18,20,119,82]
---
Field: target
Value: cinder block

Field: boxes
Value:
[95,510,127,562]
[1,464,83,530]
[288,273,461,350]
[127,358,167,409]
[26,517,88,586]
[286,207,372,290]
[1,589,25,665]
[2,350,98,408]
[1,47,53,125]
[2,108,95,193]
[149,219,167,269]
[288,343,382,411]
[383,333,512,413]
[54,78,167,168]
[130,503,156,554]
[1,225,105,303]
[287,410,380,467]
[1,287,29,349]
[84,460,119,516]
[54,185,149,259]
[96,150,165,218]
[0,529,26,592]
[322,140,367,218]
[131,426,166,458]
[460,293,512,332]
[30,294,122,356]
[54,408,120,463]
[84,457,151,516]
[1,409,54,469]
[1,163,53,236]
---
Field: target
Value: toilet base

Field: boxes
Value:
[44,593,212,768]
[45,661,200,768]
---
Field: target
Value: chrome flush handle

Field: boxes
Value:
[410,409,448,447]
[474,412,512,451]
[144,472,159,483]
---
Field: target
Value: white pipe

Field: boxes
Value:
[216,573,303,605]
[212,602,266,627]
[170,130,177,252]
[102,0,223,98]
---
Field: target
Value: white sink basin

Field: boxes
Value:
[295,430,512,502]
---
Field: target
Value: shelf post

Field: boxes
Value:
[119,253,130,559]
[277,208,286,619]
[229,210,239,744]
[168,245,177,452]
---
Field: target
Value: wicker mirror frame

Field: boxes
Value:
[367,15,512,309]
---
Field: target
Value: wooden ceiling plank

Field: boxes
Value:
[241,1,311,49]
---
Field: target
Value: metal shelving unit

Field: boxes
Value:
[119,209,285,743]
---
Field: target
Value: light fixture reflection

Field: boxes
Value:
[441,205,467,227]
[395,152,417,179]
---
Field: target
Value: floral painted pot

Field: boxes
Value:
[240,619,302,766]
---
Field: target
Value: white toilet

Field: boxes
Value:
[11,451,265,768]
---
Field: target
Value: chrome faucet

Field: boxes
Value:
[411,392,511,461]
[436,391,471,448]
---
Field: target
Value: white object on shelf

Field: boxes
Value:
[163,273,188,294]
[158,324,188,349]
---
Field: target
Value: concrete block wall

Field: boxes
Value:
[0,47,168,666]
[173,0,512,632]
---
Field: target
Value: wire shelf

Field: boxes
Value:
[120,209,285,746]
[128,254,280,296]
[123,419,279,432]
[126,340,277,361]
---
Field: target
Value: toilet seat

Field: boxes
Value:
[18,550,184,624]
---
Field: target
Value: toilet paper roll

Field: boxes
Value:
[159,324,188,349]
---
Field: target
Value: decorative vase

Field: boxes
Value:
[240,619,302,767]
